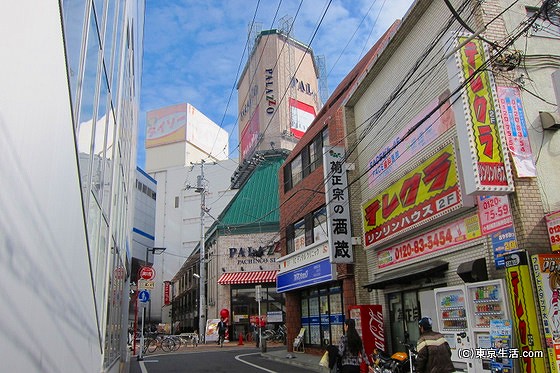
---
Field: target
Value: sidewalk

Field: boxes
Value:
[261,347,323,373]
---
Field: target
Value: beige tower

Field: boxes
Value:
[237,29,321,164]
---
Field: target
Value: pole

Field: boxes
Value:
[133,293,138,355]
[138,303,145,360]
[198,160,207,344]
[256,285,262,348]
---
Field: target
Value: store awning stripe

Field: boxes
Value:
[217,270,278,285]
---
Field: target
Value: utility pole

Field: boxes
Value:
[191,160,207,343]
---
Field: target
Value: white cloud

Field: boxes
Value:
[139,0,414,167]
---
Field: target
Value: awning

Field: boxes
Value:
[363,260,448,290]
[218,270,278,285]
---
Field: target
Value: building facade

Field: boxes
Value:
[130,167,157,326]
[346,1,559,372]
[145,103,229,173]
[0,1,144,372]
[147,159,238,323]
[233,28,321,188]
[277,22,401,355]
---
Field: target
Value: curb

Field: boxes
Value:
[260,351,323,373]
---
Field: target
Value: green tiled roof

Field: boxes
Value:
[218,156,284,231]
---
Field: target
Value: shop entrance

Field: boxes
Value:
[230,284,285,342]
[387,290,421,353]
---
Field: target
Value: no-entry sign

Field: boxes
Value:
[139,266,156,281]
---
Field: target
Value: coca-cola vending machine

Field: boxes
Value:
[348,305,385,363]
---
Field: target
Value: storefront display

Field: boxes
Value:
[300,284,344,347]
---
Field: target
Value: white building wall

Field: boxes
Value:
[133,168,157,259]
[0,1,144,371]
[500,0,560,213]
[0,2,101,372]
[149,159,238,321]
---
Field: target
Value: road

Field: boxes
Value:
[129,346,316,373]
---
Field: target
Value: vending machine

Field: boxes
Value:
[348,305,385,360]
[434,279,511,373]
[434,285,471,372]
[465,279,511,373]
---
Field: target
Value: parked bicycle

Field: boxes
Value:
[142,333,176,354]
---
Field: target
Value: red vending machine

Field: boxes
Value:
[348,305,385,362]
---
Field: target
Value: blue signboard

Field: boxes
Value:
[277,257,334,293]
[138,290,150,303]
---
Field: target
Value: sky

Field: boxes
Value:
[138,0,415,169]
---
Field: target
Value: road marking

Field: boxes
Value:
[235,353,277,373]
[139,359,159,373]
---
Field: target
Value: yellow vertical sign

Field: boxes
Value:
[504,251,546,373]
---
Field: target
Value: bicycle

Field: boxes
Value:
[143,334,176,354]
[245,331,254,342]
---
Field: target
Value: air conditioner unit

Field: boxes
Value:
[539,111,560,130]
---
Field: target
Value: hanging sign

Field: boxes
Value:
[323,146,353,263]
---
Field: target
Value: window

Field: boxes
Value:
[284,128,329,192]
[313,207,328,243]
[301,284,343,347]
[284,163,292,192]
[287,206,328,254]
[527,7,560,38]
[175,196,179,208]
[294,218,305,251]
[291,154,302,186]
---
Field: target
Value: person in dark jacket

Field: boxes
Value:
[337,318,373,373]
[415,317,455,373]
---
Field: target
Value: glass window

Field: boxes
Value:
[283,163,292,192]
[286,224,295,254]
[62,0,87,108]
[388,290,421,353]
[291,154,302,186]
[301,284,343,347]
[313,206,328,243]
[293,218,305,251]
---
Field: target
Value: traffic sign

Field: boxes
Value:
[139,266,156,280]
[138,280,155,290]
[138,290,150,303]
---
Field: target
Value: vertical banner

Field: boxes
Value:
[163,281,171,306]
[496,86,537,177]
[546,211,560,252]
[491,226,518,269]
[504,251,546,372]
[447,34,514,195]
[323,146,353,263]
[532,253,560,373]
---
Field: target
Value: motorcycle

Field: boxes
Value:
[371,341,417,373]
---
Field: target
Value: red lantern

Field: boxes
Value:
[220,309,229,319]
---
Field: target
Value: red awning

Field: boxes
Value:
[218,270,278,285]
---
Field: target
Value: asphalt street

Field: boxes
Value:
[129,345,319,373]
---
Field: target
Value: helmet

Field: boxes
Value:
[418,317,432,330]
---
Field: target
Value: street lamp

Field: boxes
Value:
[145,247,166,267]
[144,247,166,327]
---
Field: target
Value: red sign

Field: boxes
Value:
[139,266,156,281]
[164,281,170,305]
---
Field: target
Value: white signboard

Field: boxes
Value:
[323,146,353,263]
[278,241,329,274]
